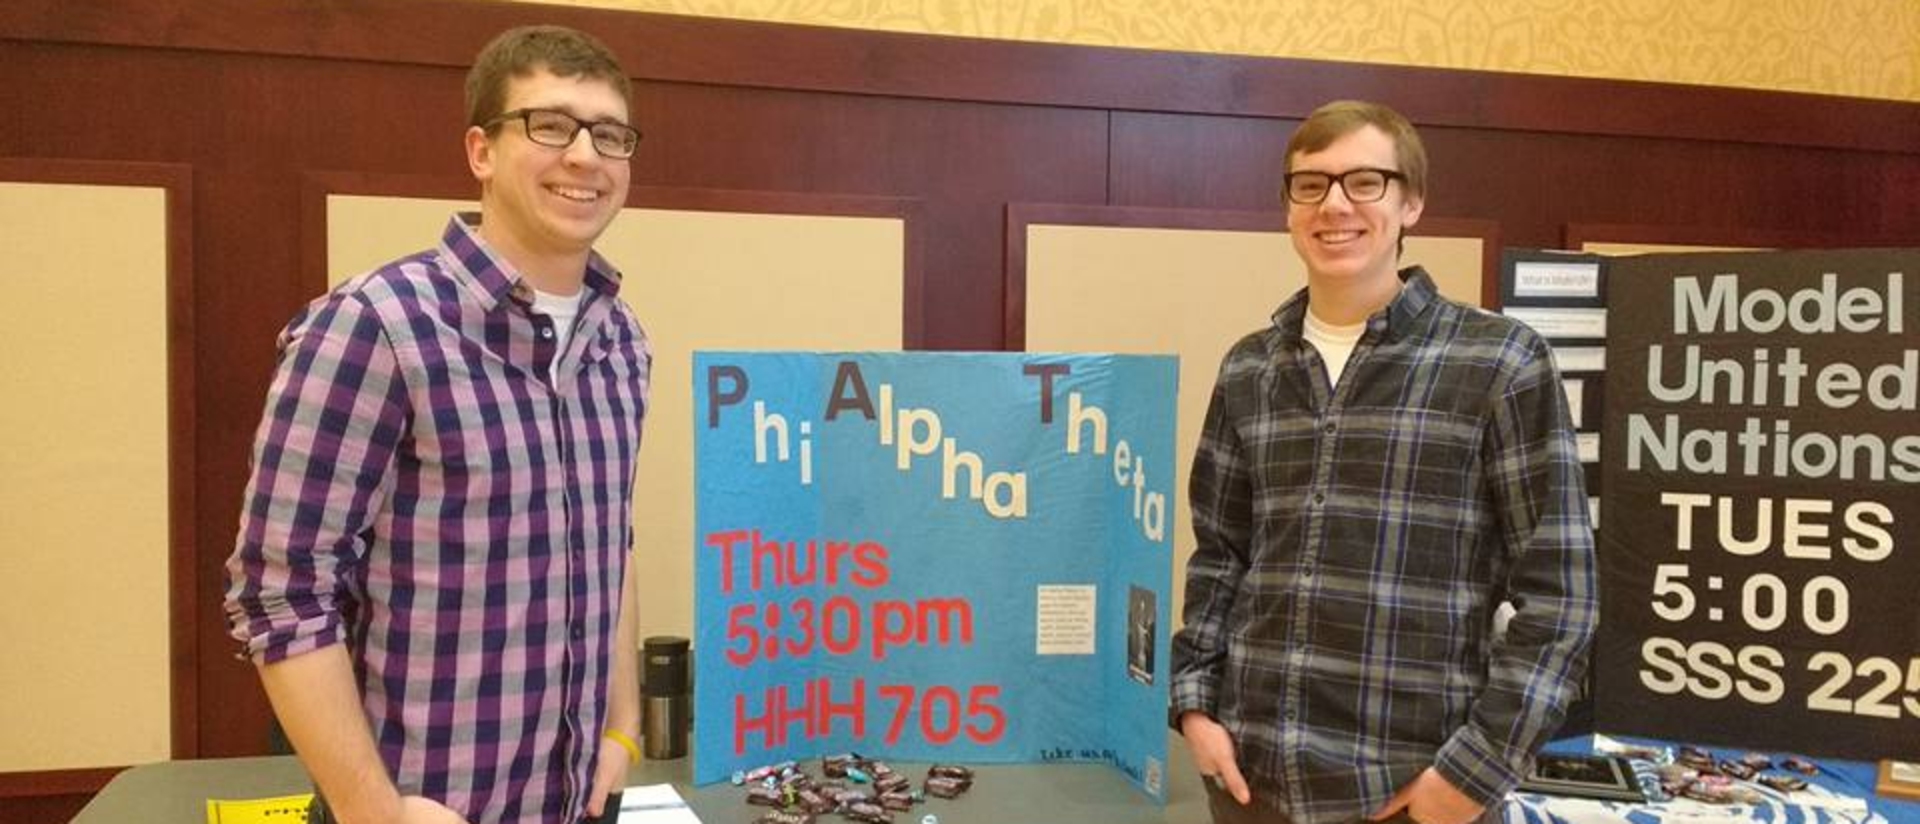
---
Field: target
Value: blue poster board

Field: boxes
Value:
[693,352,1177,799]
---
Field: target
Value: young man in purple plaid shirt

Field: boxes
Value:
[225,26,650,824]
[1172,101,1598,824]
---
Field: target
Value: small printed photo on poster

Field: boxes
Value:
[1127,585,1156,686]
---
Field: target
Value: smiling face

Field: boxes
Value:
[465,66,631,283]
[1285,124,1424,291]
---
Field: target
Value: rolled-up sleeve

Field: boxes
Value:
[223,292,408,663]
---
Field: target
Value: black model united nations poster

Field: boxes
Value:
[1597,248,1919,758]
[692,352,1177,798]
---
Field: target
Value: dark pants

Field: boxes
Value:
[306,794,333,824]
[1201,781,1425,824]
[1202,779,1297,824]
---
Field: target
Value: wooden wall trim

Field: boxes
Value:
[4,0,1916,155]
[1002,204,1501,349]
[1565,222,1920,251]
[301,172,927,346]
[0,766,123,798]
[0,157,199,761]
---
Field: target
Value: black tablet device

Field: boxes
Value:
[1515,754,1645,802]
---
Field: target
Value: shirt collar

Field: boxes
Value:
[1271,266,1438,344]
[437,212,625,310]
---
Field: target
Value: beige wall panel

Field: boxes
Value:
[1024,224,1483,621]
[329,195,903,640]
[0,183,171,770]
[327,195,477,286]
[1403,237,1485,305]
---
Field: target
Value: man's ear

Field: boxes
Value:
[1400,191,1425,230]
[465,125,494,183]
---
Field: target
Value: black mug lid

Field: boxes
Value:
[643,635,690,654]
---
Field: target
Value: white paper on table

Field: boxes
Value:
[616,784,703,824]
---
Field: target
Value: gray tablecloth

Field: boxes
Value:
[74,734,1213,824]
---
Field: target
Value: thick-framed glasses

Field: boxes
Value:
[487,108,641,159]
[1284,168,1406,205]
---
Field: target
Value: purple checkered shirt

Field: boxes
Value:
[225,214,651,823]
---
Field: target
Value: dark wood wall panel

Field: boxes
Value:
[4,0,1917,811]
[0,767,123,823]
[1112,115,1920,251]
[1108,112,1292,211]
[1421,132,1920,248]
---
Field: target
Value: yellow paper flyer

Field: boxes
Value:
[205,793,313,824]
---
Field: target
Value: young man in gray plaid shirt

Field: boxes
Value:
[1171,100,1597,824]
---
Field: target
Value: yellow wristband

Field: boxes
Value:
[604,729,641,766]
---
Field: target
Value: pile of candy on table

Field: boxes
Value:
[732,754,974,824]
[1624,744,1818,804]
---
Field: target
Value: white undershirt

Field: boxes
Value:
[1302,310,1367,388]
[531,288,585,384]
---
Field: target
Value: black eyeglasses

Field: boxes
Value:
[1284,168,1405,205]
[486,108,641,159]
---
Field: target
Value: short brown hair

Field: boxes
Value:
[1284,100,1427,200]
[466,25,632,129]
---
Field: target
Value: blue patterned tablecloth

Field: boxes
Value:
[1498,736,1919,824]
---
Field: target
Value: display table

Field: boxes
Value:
[72,733,1919,824]
[1512,736,1920,824]
[72,734,1211,824]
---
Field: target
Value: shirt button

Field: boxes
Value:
[1323,422,1336,435]
[1312,492,1325,506]
[1284,707,1298,721]
[541,328,555,339]
[1301,564,1314,578]
[570,623,584,640]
